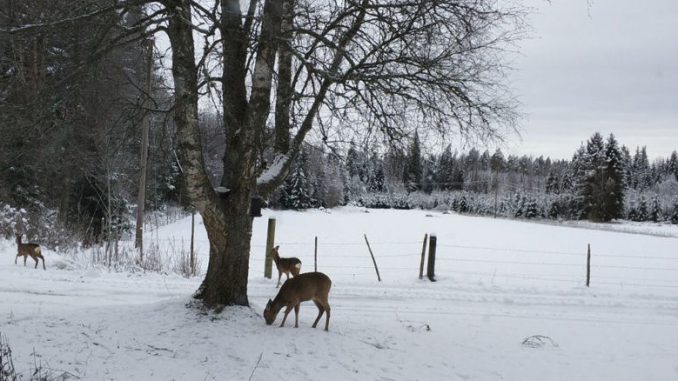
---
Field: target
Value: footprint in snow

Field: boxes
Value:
[522,335,559,349]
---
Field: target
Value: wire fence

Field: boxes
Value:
[147,235,678,290]
[257,238,678,290]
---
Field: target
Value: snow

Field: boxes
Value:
[257,154,288,185]
[2,207,678,380]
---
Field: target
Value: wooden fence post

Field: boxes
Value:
[363,234,382,282]
[419,234,428,279]
[314,236,318,272]
[427,234,437,282]
[190,210,196,276]
[586,243,591,287]
[264,218,276,279]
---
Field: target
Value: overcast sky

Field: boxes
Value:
[502,0,678,160]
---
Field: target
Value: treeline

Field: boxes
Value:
[1,1,676,248]
[0,1,179,245]
[272,132,678,224]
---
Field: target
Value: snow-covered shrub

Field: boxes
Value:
[670,199,678,224]
[0,333,65,381]
[0,202,73,250]
[0,333,16,381]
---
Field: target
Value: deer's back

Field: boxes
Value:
[280,272,331,301]
[19,243,41,255]
[278,256,301,266]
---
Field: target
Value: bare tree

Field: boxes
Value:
[3,0,523,309]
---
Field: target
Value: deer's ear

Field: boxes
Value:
[274,245,279,250]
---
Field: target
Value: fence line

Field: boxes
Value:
[144,235,678,289]
[437,243,584,257]
[147,236,677,262]
[436,258,583,267]
[150,236,678,270]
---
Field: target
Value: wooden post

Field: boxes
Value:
[190,210,196,276]
[586,243,591,287]
[264,218,276,279]
[314,236,318,272]
[419,234,428,279]
[427,234,437,282]
[363,234,382,282]
[135,38,154,258]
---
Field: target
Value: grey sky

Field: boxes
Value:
[505,0,678,160]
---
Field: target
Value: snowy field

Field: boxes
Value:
[2,207,678,380]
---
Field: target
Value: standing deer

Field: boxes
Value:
[15,234,46,270]
[271,245,301,287]
[264,272,332,331]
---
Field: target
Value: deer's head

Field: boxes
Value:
[263,299,277,325]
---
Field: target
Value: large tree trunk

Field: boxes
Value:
[200,190,252,307]
[166,1,252,308]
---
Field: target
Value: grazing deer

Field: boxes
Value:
[264,272,332,331]
[271,245,301,287]
[15,234,45,270]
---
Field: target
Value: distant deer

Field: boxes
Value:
[264,272,332,331]
[271,245,301,287]
[15,234,45,270]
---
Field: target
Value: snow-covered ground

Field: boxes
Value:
[1,208,678,380]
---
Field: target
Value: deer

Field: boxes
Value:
[271,245,301,287]
[15,234,46,270]
[264,272,332,331]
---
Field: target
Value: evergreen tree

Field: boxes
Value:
[480,150,491,171]
[457,194,469,213]
[579,133,605,221]
[403,132,423,193]
[649,197,663,222]
[669,151,678,181]
[631,146,651,190]
[346,140,364,181]
[367,156,386,193]
[670,200,678,224]
[633,197,649,222]
[436,145,455,190]
[525,198,538,219]
[490,148,505,192]
[513,193,524,218]
[577,132,625,222]
[601,134,625,220]
[451,165,464,190]
[567,144,588,218]
[279,150,316,209]
[545,171,559,194]
[490,148,505,172]
[548,200,560,219]
[422,155,435,195]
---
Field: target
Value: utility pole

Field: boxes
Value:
[135,38,154,260]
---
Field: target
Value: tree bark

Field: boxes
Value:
[167,1,247,308]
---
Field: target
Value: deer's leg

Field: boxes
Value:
[34,257,38,269]
[324,303,331,331]
[15,254,19,264]
[41,257,46,270]
[23,255,27,266]
[311,300,325,328]
[280,305,293,327]
[277,271,282,288]
[294,304,300,328]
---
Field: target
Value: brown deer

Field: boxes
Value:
[15,234,46,270]
[271,245,301,287]
[264,272,332,331]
